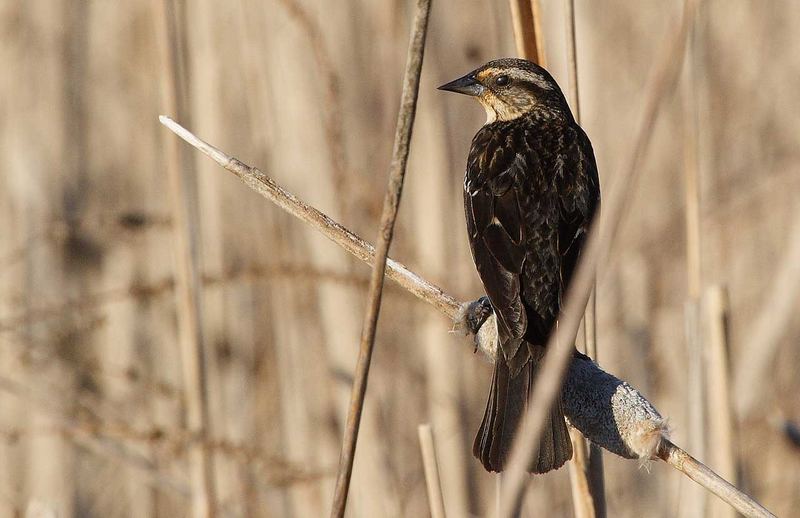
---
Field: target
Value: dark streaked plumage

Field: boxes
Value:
[440,58,600,473]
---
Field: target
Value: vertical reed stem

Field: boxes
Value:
[681,5,705,515]
[154,1,216,516]
[564,1,606,515]
[507,0,547,64]
[418,424,447,518]
[703,286,736,518]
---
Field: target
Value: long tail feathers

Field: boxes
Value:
[473,357,572,474]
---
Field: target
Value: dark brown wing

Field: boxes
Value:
[466,120,597,474]
[464,123,548,374]
[464,122,600,373]
[554,125,601,303]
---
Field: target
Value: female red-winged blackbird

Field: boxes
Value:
[439,58,600,474]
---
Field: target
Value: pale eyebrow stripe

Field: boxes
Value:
[480,67,553,90]
[512,70,552,90]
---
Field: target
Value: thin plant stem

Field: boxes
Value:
[507,0,547,65]
[418,424,447,518]
[563,1,605,515]
[498,1,699,515]
[329,1,432,515]
[681,6,707,514]
[703,285,737,518]
[153,0,216,516]
[567,428,594,518]
[158,115,460,319]
[658,440,775,518]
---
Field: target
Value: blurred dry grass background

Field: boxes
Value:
[1,1,799,516]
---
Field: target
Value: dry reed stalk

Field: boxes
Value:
[657,439,774,518]
[530,0,547,66]
[417,424,447,518]
[683,298,707,517]
[329,0,432,515]
[562,1,605,515]
[703,285,736,518]
[497,0,699,514]
[504,0,545,512]
[157,115,776,518]
[563,0,581,123]
[567,428,594,518]
[683,41,703,301]
[680,9,708,515]
[507,0,547,65]
[154,0,216,516]
[158,116,461,319]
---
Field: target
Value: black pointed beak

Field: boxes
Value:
[438,72,484,96]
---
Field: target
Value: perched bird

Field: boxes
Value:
[439,58,600,473]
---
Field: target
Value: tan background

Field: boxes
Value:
[0,0,798,516]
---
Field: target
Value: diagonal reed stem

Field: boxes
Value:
[562,1,606,516]
[327,1,431,515]
[658,439,774,518]
[157,116,460,319]
[498,1,699,515]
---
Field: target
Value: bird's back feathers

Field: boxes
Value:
[464,110,599,474]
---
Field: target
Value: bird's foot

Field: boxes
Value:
[453,296,493,336]
[453,296,498,362]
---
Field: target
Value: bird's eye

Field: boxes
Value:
[495,75,510,86]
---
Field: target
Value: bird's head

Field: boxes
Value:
[438,58,569,124]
